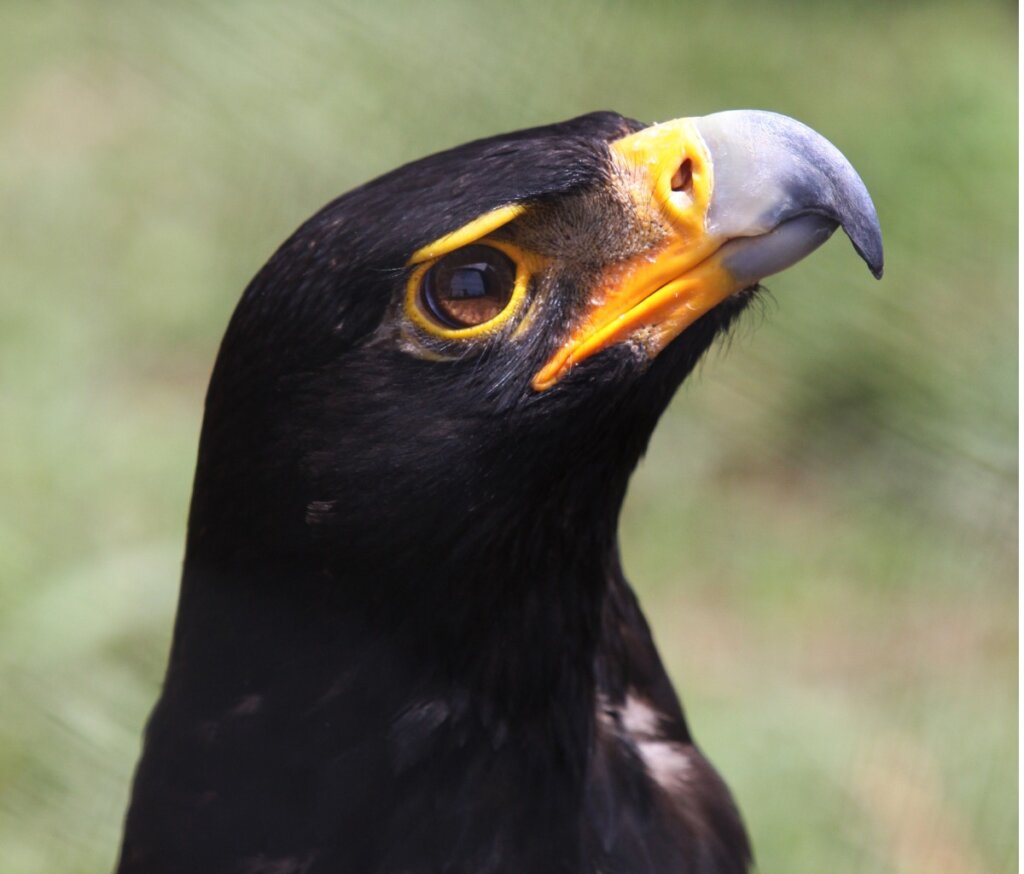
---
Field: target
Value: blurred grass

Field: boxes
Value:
[0,1,1015,871]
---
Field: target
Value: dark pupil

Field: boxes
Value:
[448,265,490,300]
[422,244,517,328]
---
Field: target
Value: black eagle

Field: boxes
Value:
[116,109,882,874]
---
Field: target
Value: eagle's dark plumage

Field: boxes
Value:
[116,110,881,874]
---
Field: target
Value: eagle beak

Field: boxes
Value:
[532,110,884,391]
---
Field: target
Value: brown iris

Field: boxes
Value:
[420,244,517,329]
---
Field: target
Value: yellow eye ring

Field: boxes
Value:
[405,238,541,341]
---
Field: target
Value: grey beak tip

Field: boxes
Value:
[695,109,885,284]
[847,217,884,280]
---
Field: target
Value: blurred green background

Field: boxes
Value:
[0,1,1016,871]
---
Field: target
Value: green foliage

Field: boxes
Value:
[0,1,1015,871]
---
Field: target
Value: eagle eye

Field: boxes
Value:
[420,244,517,329]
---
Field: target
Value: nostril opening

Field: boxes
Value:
[670,158,693,194]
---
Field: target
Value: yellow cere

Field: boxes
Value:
[609,118,713,241]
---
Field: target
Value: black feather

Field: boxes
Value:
[117,112,752,874]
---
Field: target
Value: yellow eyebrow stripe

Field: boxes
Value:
[408,204,526,265]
